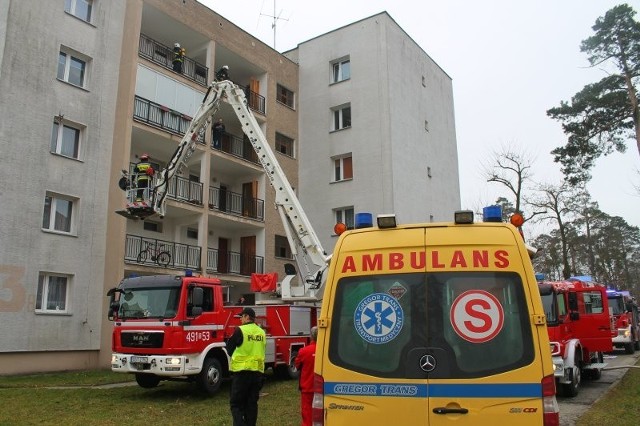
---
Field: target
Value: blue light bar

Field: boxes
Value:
[482,205,502,222]
[185,269,193,277]
[355,212,373,229]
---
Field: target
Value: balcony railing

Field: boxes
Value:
[206,248,264,276]
[139,34,208,87]
[213,132,260,165]
[208,187,264,221]
[245,87,266,115]
[167,175,203,205]
[133,95,205,143]
[125,234,201,270]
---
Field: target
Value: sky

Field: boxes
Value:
[199,0,640,232]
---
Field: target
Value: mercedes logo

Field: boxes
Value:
[419,354,436,372]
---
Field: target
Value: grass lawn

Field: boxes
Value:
[0,370,300,426]
[2,358,639,425]
[576,356,640,426]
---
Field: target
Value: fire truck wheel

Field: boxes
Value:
[198,357,223,395]
[561,365,581,397]
[624,342,635,354]
[274,355,299,380]
[135,373,160,388]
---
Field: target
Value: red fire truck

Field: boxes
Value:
[108,81,331,393]
[537,278,612,397]
[107,273,317,393]
[607,289,640,354]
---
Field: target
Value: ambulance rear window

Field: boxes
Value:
[328,271,534,379]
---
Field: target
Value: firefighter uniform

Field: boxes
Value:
[135,158,154,201]
[227,308,266,426]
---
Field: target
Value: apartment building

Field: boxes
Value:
[285,13,460,252]
[0,3,459,376]
[0,0,300,375]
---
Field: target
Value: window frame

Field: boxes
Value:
[335,207,355,231]
[275,235,293,260]
[276,84,295,109]
[332,104,352,131]
[57,49,89,88]
[64,0,93,23]
[333,155,353,182]
[331,57,351,83]
[275,132,295,158]
[36,272,71,313]
[42,192,76,234]
[51,119,82,159]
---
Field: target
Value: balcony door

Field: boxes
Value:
[218,237,229,273]
[240,236,256,276]
[242,181,257,218]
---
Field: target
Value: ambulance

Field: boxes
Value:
[312,208,559,425]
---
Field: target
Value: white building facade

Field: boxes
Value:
[286,13,460,252]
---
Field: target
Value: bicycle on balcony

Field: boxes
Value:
[137,241,172,267]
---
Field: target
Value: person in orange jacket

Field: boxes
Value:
[294,326,317,426]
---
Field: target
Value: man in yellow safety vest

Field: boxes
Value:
[227,307,266,426]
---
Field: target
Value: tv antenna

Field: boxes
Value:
[260,0,289,49]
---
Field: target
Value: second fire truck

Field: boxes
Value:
[537,277,612,397]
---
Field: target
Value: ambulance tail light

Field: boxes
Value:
[311,373,325,425]
[542,374,560,426]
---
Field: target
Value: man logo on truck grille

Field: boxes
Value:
[354,293,404,344]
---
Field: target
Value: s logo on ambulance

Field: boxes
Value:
[450,290,504,343]
[354,293,404,344]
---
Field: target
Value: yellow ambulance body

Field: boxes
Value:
[313,212,559,426]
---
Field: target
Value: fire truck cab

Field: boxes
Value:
[538,278,612,397]
[607,289,640,354]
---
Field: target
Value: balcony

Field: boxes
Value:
[214,132,260,165]
[133,95,205,143]
[206,248,264,276]
[125,235,201,270]
[208,187,264,221]
[139,34,208,87]
[167,175,203,206]
[245,88,266,115]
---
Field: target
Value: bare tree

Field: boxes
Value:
[529,184,575,279]
[483,145,532,216]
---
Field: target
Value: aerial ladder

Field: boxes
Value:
[116,81,330,301]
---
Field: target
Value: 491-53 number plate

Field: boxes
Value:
[130,356,148,363]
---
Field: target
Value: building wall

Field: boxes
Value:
[290,13,460,252]
[0,0,126,373]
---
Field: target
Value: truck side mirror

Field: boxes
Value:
[189,287,204,317]
[568,292,578,311]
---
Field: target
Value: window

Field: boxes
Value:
[64,0,92,22]
[143,220,162,233]
[275,235,293,259]
[50,120,81,159]
[36,273,70,313]
[42,193,74,233]
[328,272,534,378]
[332,105,351,130]
[187,228,198,239]
[335,207,354,231]
[332,58,350,83]
[57,50,87,87]
[334,155,353,181]
[275,132,294,158]
[276,84,295,109]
